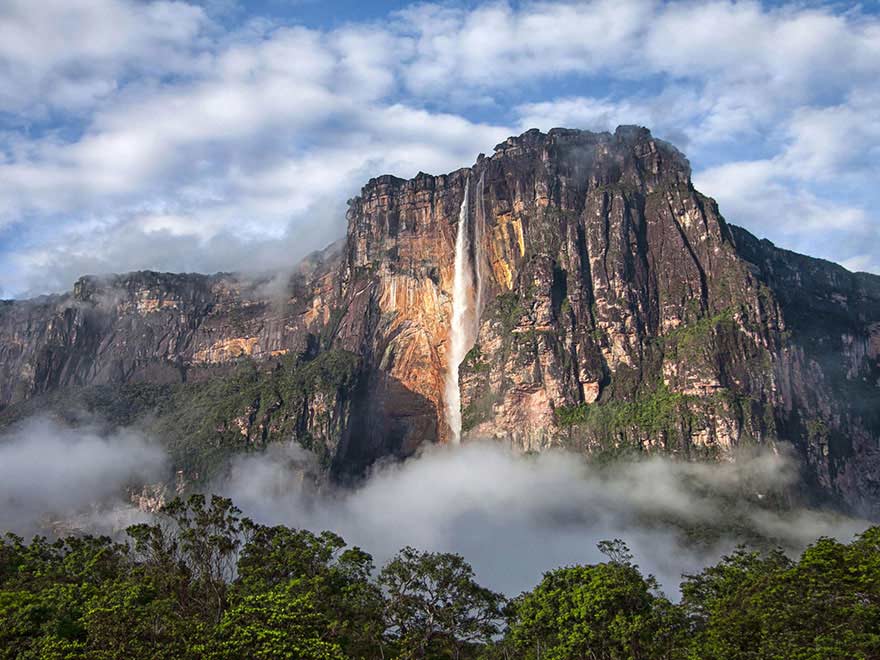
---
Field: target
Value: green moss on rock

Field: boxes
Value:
[555,383,691,436]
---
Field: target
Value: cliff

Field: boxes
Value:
[1,127,878,513]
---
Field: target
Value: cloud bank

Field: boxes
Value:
[0,417,167,536]
[1,0,878,297]
[0,418,868,595]
[216,441,868,595]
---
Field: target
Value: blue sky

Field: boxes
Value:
[0,0,878,298]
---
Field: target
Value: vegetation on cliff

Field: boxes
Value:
[554,383,690,436]
[0,350,361,482]
[1,494,878,660]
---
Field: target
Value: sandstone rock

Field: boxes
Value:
[1,127,878,514]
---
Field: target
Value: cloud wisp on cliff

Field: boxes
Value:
[215,441,868,595]
[1,0,878,297]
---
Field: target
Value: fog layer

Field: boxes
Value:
[0,419,868,595]
[0,417,166,536]
[218,441,868,594]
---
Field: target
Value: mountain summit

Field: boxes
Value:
[1,127,879,513]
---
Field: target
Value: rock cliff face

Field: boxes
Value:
[1,127,878,513]
[0,242,342,402]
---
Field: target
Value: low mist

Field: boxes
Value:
[217,441,869,595]
[0,418,869,595]
[0,417,166,537]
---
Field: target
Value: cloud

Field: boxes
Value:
[780,91,880,182]
[0,0,878,295]
[397,1,879,115]
[642,0,879,94]
[0,0,210,114]
[695,160,868,230]
[0,11,510,296]
[0,417,167,536]
[215,441,868,595]
[394,0,651,98]
[842,254,880,274]
[0,100,510,297]
[513,88,705,149]
[0,421,868,596]
[694,157,879,274]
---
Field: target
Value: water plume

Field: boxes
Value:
[445,178,473,444]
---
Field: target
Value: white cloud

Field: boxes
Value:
[0,0,210,114]
[0,9,511,295]
[0,0,878,295]
[0,417,167,536]
[513,88,705,148]
[694,159,871,247]
[641,0,879,97]
[516,96,660,133]
[694,163,880,275]
[780,91,880,182]
[841,254,880,275]
[0,103,510,296]
[2,430,867,594]
[395,0,651,97]
[217,441,868,595]
[396,1,879,112]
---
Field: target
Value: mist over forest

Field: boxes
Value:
[0,415,868,597]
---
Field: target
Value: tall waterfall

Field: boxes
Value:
[445,178,474,444]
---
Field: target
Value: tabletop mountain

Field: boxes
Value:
[2,127,878,514]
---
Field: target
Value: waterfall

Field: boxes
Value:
[445,178,473,444]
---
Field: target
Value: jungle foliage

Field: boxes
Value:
[1,495,878,659]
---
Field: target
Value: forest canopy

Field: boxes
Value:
[1,494,878,660]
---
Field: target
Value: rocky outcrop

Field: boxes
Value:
[0,242,342,406]
[1,126,878,514]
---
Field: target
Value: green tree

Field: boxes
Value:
[206,580,345,660]
[679,545,791,659]
[126,494,254,625]
[682,528,880,660]
[508,541,684,660]
[379,546,505,659]
[234,526,385,658]
[81,577,193,659]
[0,534,129,659]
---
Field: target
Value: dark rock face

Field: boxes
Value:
[730,228,880,510]
[1,126,878,514]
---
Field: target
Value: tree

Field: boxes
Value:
[207,581,345,660]
[379,546,505,659]
[681,529,880,660]
[126,494,254,625]
[81,577,191,660]
[0,534,130,660]
[679,545,790,659]
[5,491,875,660]
[507,541,684,660]
[234,526,384,658]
